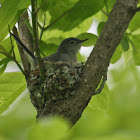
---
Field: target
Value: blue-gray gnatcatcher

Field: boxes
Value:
[42,37,88,62]
[11,33,88,63]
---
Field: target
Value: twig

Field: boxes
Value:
[8,25,16,59]
[94,72,107,95]
[0,45,25,75]
[28,8,32,14]
[13,25,30,74]
[104,0,109,17]
[40,50,46,57]
[10,32,36,61]
[38,22,43,29]
[13,58,25,75]
[0,46,11,57]
[37,0,49,12]
[101,9,108,17]
[134,7,140,12]
[40,13,46,40]
[0,51,5,55]
[42,8,72,31]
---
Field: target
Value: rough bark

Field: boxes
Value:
[13,26,29,74]
[18,11,34,53]
[18,11,34,74]
[37,0,138,124]
[19,0,138,125]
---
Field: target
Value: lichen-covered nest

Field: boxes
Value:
[27,61,83,110]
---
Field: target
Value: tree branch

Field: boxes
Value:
[134,7,140,12]
[37,0,138,125]
[31,0,45,81]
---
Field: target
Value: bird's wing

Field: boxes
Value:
[42,53,61,62]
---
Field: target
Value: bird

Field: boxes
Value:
[42,37,88,62]
[10,33,88,63]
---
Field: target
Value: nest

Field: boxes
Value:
[27,61,83,110]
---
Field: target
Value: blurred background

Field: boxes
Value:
[0,0,140,140]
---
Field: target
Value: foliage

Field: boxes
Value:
[1,57,140,140]
[0,0,140,139]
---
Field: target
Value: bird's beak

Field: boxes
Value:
[79,38,88,43]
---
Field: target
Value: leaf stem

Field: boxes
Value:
[0,45,25,75]
[37,0,49,12]
[40,13,46,40]
[104,0,109,17]
[38,8,72,31]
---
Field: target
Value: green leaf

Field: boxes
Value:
[18,0,30,9]
[111,44,123,64]
[89,84,110,111]
[48,0,104,31]
[38,0,51,17]
[46,37,63,46]
[1,9,25,43]
[120,36,129,51]
[106,0,116,13]
[77,33,98,47]
[0,85,26,114]
[40,0,104,41]
[0,0,23,42]
[0,58,10,76]
[0,93,36,140]
[39,40,58,57]
[94,10,107,22]
[130,34,140,65]
[128,12,140,32]
[27,117,69,140]
[0,72,26,114]
[0,58,10,66]
[97,22,105,35]
[0,0,29,43]
[0,72,26,98]
[0,64,7,76]
[77,51,86,62]
[38,0,79,23]
[0,38,12,59]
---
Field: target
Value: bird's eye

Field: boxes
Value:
[70,40,74,44]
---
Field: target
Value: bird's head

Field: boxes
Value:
[57,37,88,53]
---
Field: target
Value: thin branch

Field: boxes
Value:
[28,8,32,14]
[126,35,137,53]
[0,45,25,75]
[104,0,109,17]
[0,46,11,58]
[94,73,107,95]
[13,25,30,74]
[40,13,46,40]
[42,8,72,31]
[8,25,16,59]
[134,7,140,12]
[38,22,43,29]
[31,0,45,81]
[37,0,49,12]
[0,51,5,55]
[40,50,46,57]
[13,58,25,75]
[10,33,36,61]
[31,0,40,60]
[101,9,108,17]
